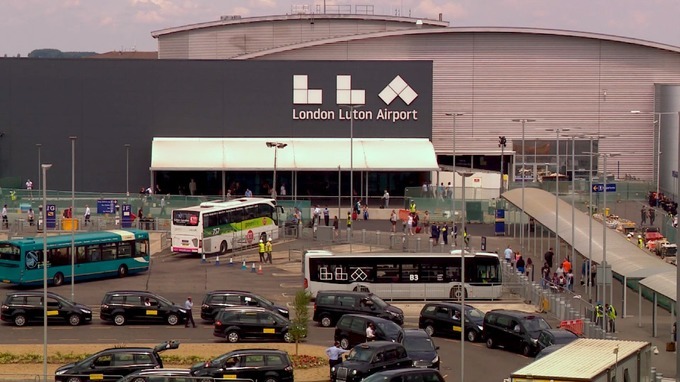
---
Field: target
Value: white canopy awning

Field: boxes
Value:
[150,137,439,171]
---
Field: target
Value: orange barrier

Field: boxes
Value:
[559,319,584,336]
[398,209,411,222]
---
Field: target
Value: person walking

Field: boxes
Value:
[504,245,514,263]
[1,204,7,229]
[540,262,551,289]
[323,207,330,226]
[649,207,656,225]
[463,227,469,247]
[346,211,352,230]
[641,206,647,225]
[27,208,35,226]
[333,216,339,238]
[265,238,273,264]
[326,341,348,378]
[544,247,555,269]
[184,296,196,328]
[441,223,449,245]
[606,303,617,333]
[525,257,534,280]
[430,223,439,245]
[516,254,525,274]
[381,190,390,208]
[407,214,414,235]
[595,302,604,329]
[84,205,91,226]
[453,224,458,247]
[390,210,397,233]
[258,239,266,263]
[423,211,430,235]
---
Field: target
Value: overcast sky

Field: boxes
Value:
[2,0,679,56]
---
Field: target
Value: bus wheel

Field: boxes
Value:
[353,285,370,293]
[220,241,228,254]
[53,272,64,287]
[117,265,128,278]
[449,286,466,300]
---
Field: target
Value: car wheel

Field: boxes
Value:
[486,336,496,349]
[227,331,240,343]
[53,272,64,286]
[68,314,81,326]
[14,314,27,327]
[220,240,228,254]
[466,329,478,342]
[320,314,333,328]
[265,377,279,382]
[283,331,293,343]
[339,337,350,350]
[167,313,179,326]
[521,343,533,357]
[117,264,128,278]
[66,377,83,382]
[114,314,126,326]
[424,324,435,336]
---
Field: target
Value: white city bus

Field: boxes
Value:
[303,250,503,300]
[171,198,283,255]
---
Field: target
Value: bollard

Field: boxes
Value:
[215,256,220,266]
[347,227,352,242]
[228,257,234,266]
[656,373,662,382]
[559,299,566,320]
[583,318,591,337]
[251,262,256,273]
[241,260,247,270]
[201,253,207,264]
[390,234,395,249]
[650,367,656,381]
[362,229,366,243]
[376,231,381,246]
[416,237,421,252]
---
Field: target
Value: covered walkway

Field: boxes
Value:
[502,188,675,317]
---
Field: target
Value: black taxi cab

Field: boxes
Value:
[100,290,189,326]
[1,291,92,326]
[213,306,295,343]
[190,349,294,382]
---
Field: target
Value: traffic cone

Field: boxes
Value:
[251,262,256,273]
[241,260,247,270]
[257,265,263,275]
[215,256,220,266]
[228,257,234,267]
[201,253,207,263]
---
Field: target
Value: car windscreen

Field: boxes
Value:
[376,321,402,338]
[403,336,435,352]
[172,210,199,226]
[523,316,551,332]
[369,295,389,309]
[346,347,373,362]
[465,307,484,321]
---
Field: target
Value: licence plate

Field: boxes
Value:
[146,310,158,315]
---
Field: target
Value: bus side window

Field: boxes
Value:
[87,245,101,262]
[118,242,132,258]
[101,243,117,261]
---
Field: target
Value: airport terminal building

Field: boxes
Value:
[1,10,679,197]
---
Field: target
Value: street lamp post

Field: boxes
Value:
[36,144,42,190]
[446,112,464,234]
[41,163,52,382]
[512,119,536,257]
[498,136,507,196]
[69,136,76,301]
[124,144,131,196]
[266,142,288,199]
[546,128,570,264]
[458,170,474,382]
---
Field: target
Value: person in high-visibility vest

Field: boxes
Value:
[463,227,469,247]
[595,302,604,328]
[258,240,266,263]
[347,212,352,228]
[637,235,644,249]
[265,238,273,264]
[409,200,416,214]
[606,303,617,333]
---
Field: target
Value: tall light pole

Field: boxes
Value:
[546,128,570,264]
[583,134,606,299]
[498,136,507,196]
[69,136,76,301]
[340,104,363,252]
[458,169,473,382]
[36,144,42,190]
[512,119,536,257]
[446,112,464,231]
[41,163,52,382]
[124,144,130,196]
[675,111,679,382]
[564,133,584,269]
[266,142,288,199]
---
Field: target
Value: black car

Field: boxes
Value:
[536,328,578,353]
[200,290,289,321]
[331,341,412,382]
[335,314,404,350]
[115,368,192,381]
[100,290,189,326]
[361,368,446,382]
[55,340,180,382]
[190,349,294,382]
[418,302,485,342]
[401,329,440,369]
[1,291,92,327]
[482,309,551,356]
[313,291,404,327]
[213,306,295,343]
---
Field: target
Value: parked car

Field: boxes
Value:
[313,290,404,327]
[55,340,180,382]
[115,368,191,381]
[535,344,567,360]
[418,302,485,342]
[401,329,440,369]
[1,291,92,326]
[213,306,296,343]
[200,290,289,321]
[331,341,412,382]
[536,328,579,353]
[482,309,551,356]
[361,367,446,382]
[190,349,294,382]
[335,314,404,350]
[100,290,189,326]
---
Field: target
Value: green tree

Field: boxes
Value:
[289,289,311,355]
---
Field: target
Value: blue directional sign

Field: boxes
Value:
[592,183,616,193]
[97,199,117,214]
